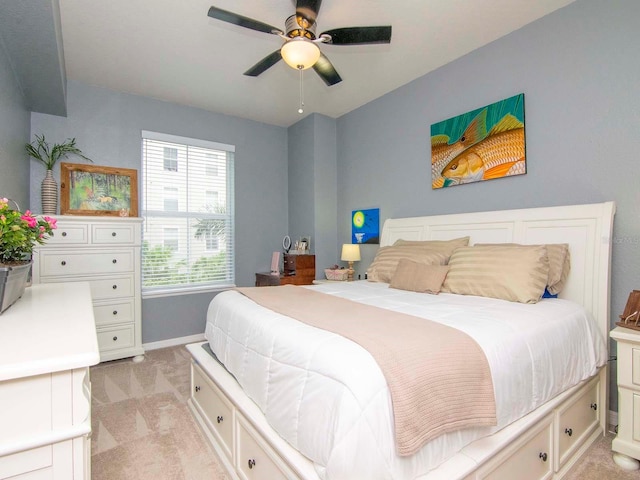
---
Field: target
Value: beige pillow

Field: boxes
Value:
[367,246,447,283]
[393,236,470,259]
[390,260,449,294]
[475,243,570,295]
[441,245,549,303]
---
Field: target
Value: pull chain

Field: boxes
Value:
[298,65,304,114]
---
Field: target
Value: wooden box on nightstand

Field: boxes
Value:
[255,254,315,286]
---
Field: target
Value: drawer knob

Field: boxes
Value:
[564,428,573,437]
[112,259,117,264]
[112,285,118,289]
[112,232,117,237]
[590,403,598,411]
[61,260,66,266]
[539,452,548,462]
[113,310,118,315]
[112,336,118,342]
[217,415,223,423]
[61,231,67,237]
[195,385,201,393]
[248,459,256,469]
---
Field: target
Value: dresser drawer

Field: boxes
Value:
[236,416,292,480]
[556,377,599,469]
[96,325,135,352]
[46,224,89,245]
[94,300,134,327]
[88,276,135,300]
[192,363,234,461]
[39,250,134,277]
[92,224,136,245]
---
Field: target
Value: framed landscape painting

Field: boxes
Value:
[60,162,138,216]
[431,93,526,189]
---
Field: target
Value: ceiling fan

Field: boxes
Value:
[207,0,392,86]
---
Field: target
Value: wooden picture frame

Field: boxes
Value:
[616,290,640,330]
[60,162,138,217]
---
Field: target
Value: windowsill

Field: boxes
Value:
[142,283,235,299]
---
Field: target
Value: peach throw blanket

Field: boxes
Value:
[236,285,497,456]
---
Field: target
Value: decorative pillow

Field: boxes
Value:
[441,245,550,303]
[367,246,447,283]
[475,243,570,295]
[390,260,449,294]
[393,236,470,259]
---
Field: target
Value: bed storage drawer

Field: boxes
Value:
[236,415,292,480]
[192,363,234,461]
[555,376,599,470]
[477,415,553,480]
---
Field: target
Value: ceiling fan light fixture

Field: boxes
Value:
[281,37,320,70]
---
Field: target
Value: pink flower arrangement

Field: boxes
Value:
[0,198,57,265]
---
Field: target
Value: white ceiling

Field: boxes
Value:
[58,0,575,127]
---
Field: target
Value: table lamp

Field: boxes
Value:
[341,244,361,282]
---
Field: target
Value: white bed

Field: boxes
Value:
[187,201,615,480]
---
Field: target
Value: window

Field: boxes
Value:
[163,187,178,211]
[205,190,218,208]
[163,147,178,171]
[142,131,235,296]
[163,228,179,251]
[206,156,219,176]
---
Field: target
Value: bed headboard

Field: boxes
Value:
[380,202,616,340]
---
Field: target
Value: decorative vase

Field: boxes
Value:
[41,169,57,215]
[0,262,32,314]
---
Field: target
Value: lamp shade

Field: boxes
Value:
[341,244,361,262]
[281,37,321,70]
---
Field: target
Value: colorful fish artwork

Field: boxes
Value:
[431,94,525,188]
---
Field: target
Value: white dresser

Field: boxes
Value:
[610,326,640,470]
[0,283,100,479]
[33,215,144,362]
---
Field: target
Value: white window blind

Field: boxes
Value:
[142,131,235,296]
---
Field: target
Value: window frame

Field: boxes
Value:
[141,130,235,298]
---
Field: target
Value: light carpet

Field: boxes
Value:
[90,345,635,480]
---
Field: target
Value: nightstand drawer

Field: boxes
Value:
[39,250,134,276]
[94,300,134,327]
[92,224,136,244]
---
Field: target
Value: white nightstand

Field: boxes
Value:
[610,326,640,470]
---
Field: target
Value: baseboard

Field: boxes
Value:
[143,333,206,351]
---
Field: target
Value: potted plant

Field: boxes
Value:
[0,198,57,313]
[25,134,92,214]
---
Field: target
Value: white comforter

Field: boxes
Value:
[205,281,607,480]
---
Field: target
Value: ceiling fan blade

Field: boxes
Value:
[244,50,283,77]
[296,0,322,27]
[313,53,342,86]
[320,26,392,45]
[207,6,283,35]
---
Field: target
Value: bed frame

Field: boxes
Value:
[187,201,615,480]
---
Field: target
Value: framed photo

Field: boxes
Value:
[60,162,138,216]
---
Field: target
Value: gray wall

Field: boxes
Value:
[335,0,640,411]
[0,36,31,207]
[30,81,288,343]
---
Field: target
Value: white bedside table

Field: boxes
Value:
[610,326,640,470]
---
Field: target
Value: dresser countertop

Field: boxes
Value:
[0,282,100,381]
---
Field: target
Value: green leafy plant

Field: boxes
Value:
[0,198,57,264]
[25,134,92,170]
